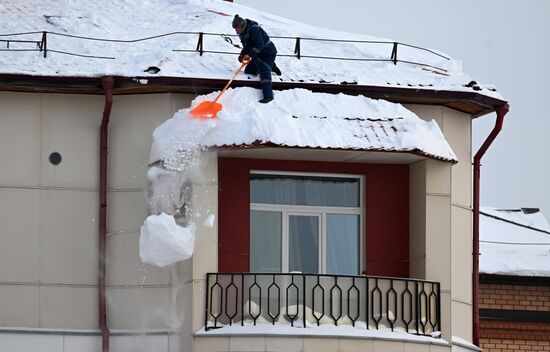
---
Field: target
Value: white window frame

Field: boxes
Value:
[250,170,365,274]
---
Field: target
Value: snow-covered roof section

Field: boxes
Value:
[480,207,550,277]
[150,87,457,169]
[0,0,501,100]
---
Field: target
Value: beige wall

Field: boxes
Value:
[193,335,451,352]
[0,92,103,329]
[409,161,427,280]
[0,92,474,350]
[184,151,220,352]
[0,91,194,337]
[406,105,473,343]
[106,93,176,331]
[408,158,453,341]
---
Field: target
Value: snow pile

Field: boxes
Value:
[139,213,196,268]
[150,87,456,169]
[480,207,550,277]
[0,0,502,99]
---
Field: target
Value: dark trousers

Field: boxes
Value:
[244,53,275,98]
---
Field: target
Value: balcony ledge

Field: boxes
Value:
[195,323,448,347]
[452,336,481,352]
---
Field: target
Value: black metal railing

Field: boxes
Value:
[0,31,450,72]
[205,272,441,337]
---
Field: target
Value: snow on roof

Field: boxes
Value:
[150,87,457,169]
[0,0,501,100]
[480,207,550,277]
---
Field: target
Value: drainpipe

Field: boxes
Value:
[472,103,509,346]
[99,76,114,352]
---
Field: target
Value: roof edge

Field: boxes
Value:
[480,210,550,235]
[0,74,508,116]
[479,273,550,285]
[211,143,458,164]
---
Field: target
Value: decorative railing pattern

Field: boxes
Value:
[0,31,450,72]
[205,272,441,337]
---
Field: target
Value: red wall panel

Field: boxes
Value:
[218,158,250,272]
[218,157,409,277]
[364,165,409,277]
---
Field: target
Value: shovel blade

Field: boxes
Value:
[189,101,223,119]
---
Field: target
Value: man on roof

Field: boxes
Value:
[232,15,281,104]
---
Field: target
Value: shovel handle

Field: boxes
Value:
[211,58,250,105]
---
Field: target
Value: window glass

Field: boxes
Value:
[326,214,359,275]
[289,215,319,273]
[250,210,281,272]
[250,174,359,207]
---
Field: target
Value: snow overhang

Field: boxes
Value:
[150,87,457,170]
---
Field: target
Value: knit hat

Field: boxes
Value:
[232,14,245,29]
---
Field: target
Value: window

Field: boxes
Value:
[250,172,363,275]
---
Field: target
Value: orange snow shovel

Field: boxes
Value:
[189,57,250,119]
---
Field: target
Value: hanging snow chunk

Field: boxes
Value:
[139,213,196,268]
[203,213,216,228]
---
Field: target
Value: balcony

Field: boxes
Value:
[204,273,441,338]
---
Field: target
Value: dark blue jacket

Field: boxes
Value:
[239,19,277,59]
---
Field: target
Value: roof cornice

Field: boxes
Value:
[0,74,508,116]
[479,273,550,285]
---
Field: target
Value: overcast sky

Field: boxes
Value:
[238,0,550,217]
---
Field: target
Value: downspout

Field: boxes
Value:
[472,103,509,346]
[99,76,114,352]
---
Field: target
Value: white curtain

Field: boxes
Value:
[251,175,358,207]
[289,215,319,273]
[250,210,281,272]
[326,214,359,275]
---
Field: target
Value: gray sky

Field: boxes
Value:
[238,0,550,217]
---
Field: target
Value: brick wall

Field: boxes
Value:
[480,338,550,352]
[480,283,550,312]
[480,319,550,340]
[480,320,550,351]
[480,282,550,352]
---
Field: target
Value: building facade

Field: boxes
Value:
[0,1,509,351]
[0,89,504,351]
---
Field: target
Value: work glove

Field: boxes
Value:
[238,54,251,63]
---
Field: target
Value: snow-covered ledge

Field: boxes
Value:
[195,322,449,346]
[452,336,482,352]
